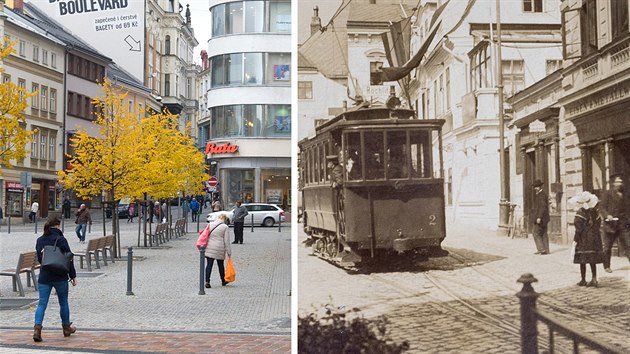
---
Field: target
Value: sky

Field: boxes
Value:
[188,4,212,65]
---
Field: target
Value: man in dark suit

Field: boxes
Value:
[599,174,630,273]
[531,179,550,255]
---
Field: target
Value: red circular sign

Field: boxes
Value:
[208,177,218,187]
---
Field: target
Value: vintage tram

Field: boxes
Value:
[299,101,446,265]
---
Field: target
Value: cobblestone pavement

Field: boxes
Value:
[1,214,291,353]
[298,222,630,354]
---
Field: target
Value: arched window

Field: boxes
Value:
[165,35,171,55]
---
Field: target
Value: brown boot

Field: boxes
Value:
[33,325,42,342]
[62,323,76,337]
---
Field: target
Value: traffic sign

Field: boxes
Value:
[208,177,218,188]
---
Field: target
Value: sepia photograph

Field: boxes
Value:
[297,0,629,353]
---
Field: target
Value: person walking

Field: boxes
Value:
[212,198,222,212]
[33,216,77,342]
[62,197,71,219]
[127,203,135,223]
[74,204,91,244]
[29,201,39,223]
[198,213,232,288]
[530,179,550,255]
[570,191,604,287]
[600,174,630,273]
[190,198,200,222]
[153,201,161,223]
[232,200,248,244]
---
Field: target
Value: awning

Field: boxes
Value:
[380,21,441,82]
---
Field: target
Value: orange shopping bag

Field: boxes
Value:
[225,256,236,283]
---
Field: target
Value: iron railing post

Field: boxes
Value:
[126,247,134,295]
[199,249,206,295]
[517,273,540,354]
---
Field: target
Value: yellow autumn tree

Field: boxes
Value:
[0,38,36,175]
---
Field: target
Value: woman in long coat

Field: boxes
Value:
[570,191,604,287]
[202,213,232,288]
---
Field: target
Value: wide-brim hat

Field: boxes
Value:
[533,179,544,187]
[569,191,599,210]
[326,155,339,161]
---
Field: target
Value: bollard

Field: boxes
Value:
[88,222,91,234]
[126,247,134,296]
[34,217,38,234]
[8,215,11,234]
[199,249,206,295]
[196,212,200,233]
[61,216,65,233]
[278,212,281,232]
[251,214,254,232]
[516,273,540,354]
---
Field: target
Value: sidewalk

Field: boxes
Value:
[0,216,291,353]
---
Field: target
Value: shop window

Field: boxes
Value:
[267,53,290,84]
[261,169,290,206]
[611,0,629,39]
[583,143,606,195]
[298,81,313,99]
[226,169,255,206]
[266,105,291,136]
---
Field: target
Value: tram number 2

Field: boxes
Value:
[428,215,437,226]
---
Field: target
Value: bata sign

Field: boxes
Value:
[205,143,239,155]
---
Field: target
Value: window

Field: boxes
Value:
[227,2,244,34]
[471,43,491,89]
[523,0,543,13]
[32,83,39,109]
[33,45,39,62]
[245,1,265,32]
[50,89,57,113]
[298,81,313,99]
[370,61,383,86]
[212,4,226,36]
[583,143,606,195]
[611,0,629,39]
[49,135,56,161]
[244,52,263,85]
[31,131,38,158]
[19,40,26,56]
[227,53,243,85]
[438,74,444,115]
[164,74,170,96]
[1,73,9,84]
[267,53,290,83]
[445,67,451,110]
[18,79,26,101]
[269,0,291,33]
[266,105,291,136]
[545,59,562,75]
[502,60,525,97]
[41,86,48,111]
[42,49,48,65]
[165,35,171,55]
[51,53,57,68]
[40,131,47,161]
[580,0,598,56]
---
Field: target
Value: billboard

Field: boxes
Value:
[38,0,145,82]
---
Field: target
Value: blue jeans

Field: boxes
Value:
[75,224,87,242]
[34,281,71,326]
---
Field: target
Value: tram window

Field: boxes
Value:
[410,130,431,178]
[319,144,326,183]
[365,131,386,180]
[323,144,330,182]
[386,131,408,179]
[345,132,362,181]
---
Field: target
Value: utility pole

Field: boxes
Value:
[497,0,510,230]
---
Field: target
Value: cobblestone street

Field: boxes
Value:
[0,214,291,353]
[298,222,630,354]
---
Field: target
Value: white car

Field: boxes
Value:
[206,203,286,227]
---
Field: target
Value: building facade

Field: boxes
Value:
[198,0,291,209]
[1,3,66,219]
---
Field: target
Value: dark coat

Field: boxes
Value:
[599,189,628,232]
[573,208,604,264]
[331,164,343,189]
[532,190,550,225]
[36,228,77,283]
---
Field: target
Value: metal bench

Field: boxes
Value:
[0,251,39,297]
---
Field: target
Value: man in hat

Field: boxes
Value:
[327,155,343,190]
[599,174,630,272]
[531,179,550,255]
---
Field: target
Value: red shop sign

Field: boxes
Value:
[205,142,238,155]
[6,181,24,192]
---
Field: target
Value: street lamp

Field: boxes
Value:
[496,0,510,230]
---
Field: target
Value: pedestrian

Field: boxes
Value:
[569,191,604,287]
[154,201,161,223]
[127,203,135,223]
[161,202,168,223]
[33,216,77,342]
[599,174,630,273]
[328,154,345,235]
[182,198,190,219]
[190,198,200,222]
[62,197,71,219]
[212,198,222,212]
[29,201,39,222]
[198,213,232,288]
[74,204,92,244]
[232,200,248,244]
[530,179,550,255]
